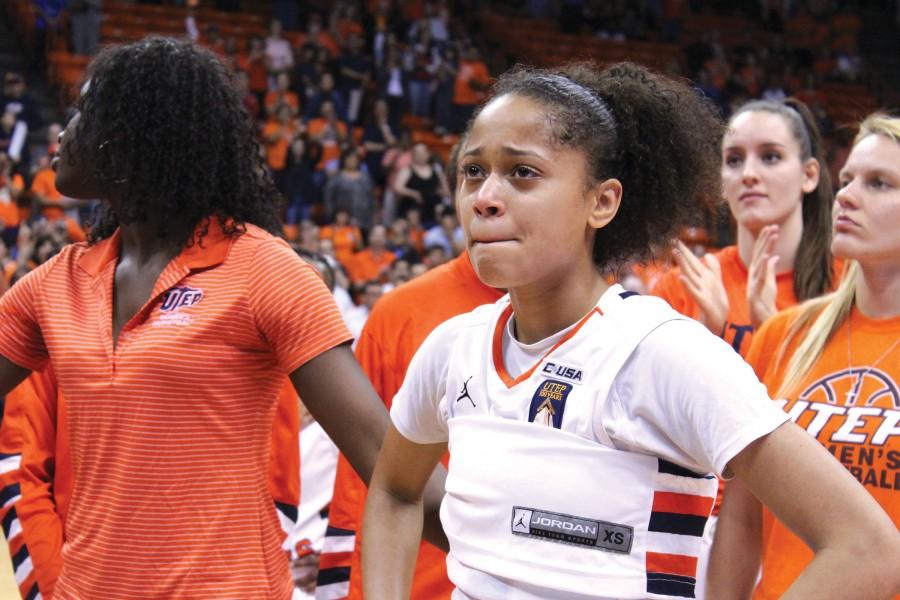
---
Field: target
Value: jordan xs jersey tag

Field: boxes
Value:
[511,506,634,554]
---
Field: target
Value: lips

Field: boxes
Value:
[739,191,767,202]
[834,213,859,231]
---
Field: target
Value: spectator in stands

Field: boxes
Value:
[376,45,406,132]
[69,0,101,56]
[262,104,302,193]
[451,44,490,133]
[296,12,339,59]
[392,142,450,226]
[284,136,321,225]
[307,99,348,174]
[361,99,398,187]
[324,150,376,232]
[346,224,395,287]
[432,45,457,136]
[343,279,383,341]
[405,27,436,119]
[0,109,28,170]
[386,217,420,264]
[319,208,362,269]
[336,33,371,125]
[423,211,463,258]
[1,72,42,132]
[237,35,268,108]
[0,153,23,250]
[305,72,347,122]
[265,18,294,82]
[234,70,260,121]
[265,72,300,118]
[29,0,66,71]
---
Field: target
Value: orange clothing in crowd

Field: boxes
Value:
[745,306,900,599]
[263,119,300,171]
[236,52,269,95]
[0,220,350,599]
[307,118,348,171]
[317,252,503,599]
[30,169,65,221]
[319,224,362,269]
[651,245,800,357]
[265,90,301,117]
[452,59,490,106]
[0,173,24,228]
[346,248,395,285]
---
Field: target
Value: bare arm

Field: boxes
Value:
[727,422,900,599]
[363,425,447,599]
[290,345,447,550]
[707,479,763,599]
[392,167,422,202]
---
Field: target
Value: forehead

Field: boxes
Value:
[844,133,900,174]
[725,110,796,149]
[465,94,555,150]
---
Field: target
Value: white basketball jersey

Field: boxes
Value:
[437,287,717,599]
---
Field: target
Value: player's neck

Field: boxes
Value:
[508,268,609,346]
[736,212,802,275]
[854,262,900,319]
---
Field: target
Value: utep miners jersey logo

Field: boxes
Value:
[528,380,573,429]
[155,286,204,327]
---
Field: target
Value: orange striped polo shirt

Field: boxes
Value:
[0,220,352,599]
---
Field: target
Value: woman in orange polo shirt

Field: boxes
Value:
[708,113,900,599]
[0,37,429,600]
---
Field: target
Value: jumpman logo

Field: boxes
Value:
[514,513,527,529]
[456,376,475,406]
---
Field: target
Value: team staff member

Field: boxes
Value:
[0,38,431,599]
[362,61,899,599]
[708,114,900,599]
[652,99,837,357]
[318,249,502,599]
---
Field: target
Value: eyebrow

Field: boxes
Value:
[839,167,898,180]
[724,142,787,152]
[462,145,547,160]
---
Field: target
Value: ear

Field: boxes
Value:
[587,178,623,231]
[801,157,821,194]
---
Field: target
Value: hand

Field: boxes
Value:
[674,240,729,335]
[747,224,780,329]
[290,549,320,593]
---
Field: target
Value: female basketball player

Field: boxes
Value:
[0,38,439,599]
[708,113,900,599]
[362,62,899,599]
[653,98,836,358]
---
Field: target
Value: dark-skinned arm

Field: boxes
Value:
[290,344,448,551]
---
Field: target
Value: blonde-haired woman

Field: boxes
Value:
[708,113,900,599]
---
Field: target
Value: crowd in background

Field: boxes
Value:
[0,0,882,333]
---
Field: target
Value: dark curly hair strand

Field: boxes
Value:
[72,37,282,245]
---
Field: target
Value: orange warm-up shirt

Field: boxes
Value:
[263,120,300,171]
[30,169,64,221]
[265,90,301,117]
[317,252,503,599]
[0,368,66,600]
[651,245,800,357]
[307,118,348,171]
[346,248,395,286]
[745,306,900,599]
[0,220,351,599]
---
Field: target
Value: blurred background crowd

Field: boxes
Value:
[0,0,898,331]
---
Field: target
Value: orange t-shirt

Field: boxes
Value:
[30,169,64,221]
[346,248,395,285]
[319,225,362,269]
[452,60,490,106]
[745,306,900,599]
[651,245,800,357]
[265,90,301,117]
[318,252,504,599]
[0,220,351,599]
[263,120,299,171]
[236,53,268,94]
[0,173,24,228]
[307,118,348,171]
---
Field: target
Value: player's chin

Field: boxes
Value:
[469,248,520,289]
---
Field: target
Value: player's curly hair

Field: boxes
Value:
[476,61,724,269]
[70,36,282,245]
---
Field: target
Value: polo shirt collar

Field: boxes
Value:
[78,217,236,277]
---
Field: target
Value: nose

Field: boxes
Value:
[471,172,506,218]
[835,178,860,209]
[741,156,759,186]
